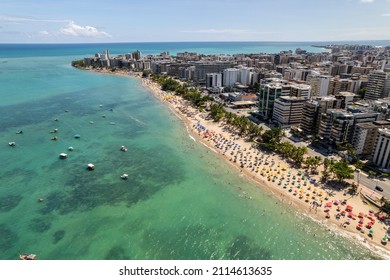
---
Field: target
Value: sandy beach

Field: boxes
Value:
[97,71,390,258]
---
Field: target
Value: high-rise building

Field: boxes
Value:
[206,73,222,88]
[300,96,336,136]
[318,110,354,144]
[223,68,240,88]
[352,121,390,159]
[258,79,290,120]
[365,70,390,100]
[372,128,390,170]
[308,75,331,97]
[240,67,251,86]
[272,97,308,128]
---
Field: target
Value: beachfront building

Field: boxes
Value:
[372,128,390,170]
[318,109,354,144]
[300,96,337,137]
[272,96,308,128]
[352,120,390,160]
[258,79,290,120]
[365,70,390,100]
[319,108,380,145]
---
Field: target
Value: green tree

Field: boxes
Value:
[261,128,283,149]
[331,159,354,184]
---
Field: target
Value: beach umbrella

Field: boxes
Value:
[358,212,364,218]
[369,229,374,235]
[333,199,339,205]
[325,202,332,208]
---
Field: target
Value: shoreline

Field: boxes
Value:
[88,69,390,259]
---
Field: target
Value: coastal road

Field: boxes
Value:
[355,171,390,199]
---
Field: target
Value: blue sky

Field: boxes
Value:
[1,0,390,43]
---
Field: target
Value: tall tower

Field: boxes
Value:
[365,70,389,100]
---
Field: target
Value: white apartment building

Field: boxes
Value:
[223,68,240,88]
[308,75,331,97]
[206,73,222,88]
[372,128,390,170]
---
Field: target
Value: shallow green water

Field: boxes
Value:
[0,55,385,260]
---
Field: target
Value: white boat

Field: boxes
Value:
[8,142,16,146]
[59,153,68,159]
[87,163,95,170]
[121,173,129,180]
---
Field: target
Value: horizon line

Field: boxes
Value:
[1,39,390,45]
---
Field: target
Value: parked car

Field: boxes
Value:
[375,186,384,192]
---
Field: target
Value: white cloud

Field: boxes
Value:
[382,13,390,16]
[39,30,50,36]
[59,21,111,38]
[360,0,374,3]
[180,29,273,35]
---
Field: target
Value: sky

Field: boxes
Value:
[0,0,390,43]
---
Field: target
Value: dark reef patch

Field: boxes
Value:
[105,246,130,260]
[226,235,272,260]
[0,224,18,251]
[53,230,65,244]
[29,217,52,233]
[0,194,23,212]
[141,224,219,259]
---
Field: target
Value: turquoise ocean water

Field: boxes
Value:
[0,42,389,260]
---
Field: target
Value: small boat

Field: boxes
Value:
[68,147,74,151]
[120,146,128,152]
[19,254,37,260]
[74,134,81,139]
[51,136,58,141]
[59,153,68,159]
[121,174,129,180]
[16,130,23,134]
[8,142,16,146]
[87,163,95,170]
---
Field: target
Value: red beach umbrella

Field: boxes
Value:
[325,202,332,208]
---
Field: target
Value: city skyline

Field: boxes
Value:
[1,0,390,43]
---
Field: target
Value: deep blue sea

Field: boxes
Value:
[0,42,389,260]
[1,40,389,58]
